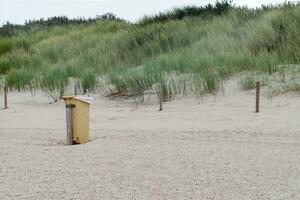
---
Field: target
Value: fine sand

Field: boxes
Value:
[0,81,300,200]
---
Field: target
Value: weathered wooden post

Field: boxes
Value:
[74,85,77,96]
[4,86,8,110]
[255,81,260,113]
[159,97,163,111]
[65,104,74,145]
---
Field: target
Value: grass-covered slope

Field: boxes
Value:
[0,2,299,101]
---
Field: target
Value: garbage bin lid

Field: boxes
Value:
[75,96,93,104]
[62,96,75,101]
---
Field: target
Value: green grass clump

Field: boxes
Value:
[108,67,130,96]
[202,70,221,94]
[107,66,152,96]
[40,67,68,100]
[81,70,97,94]
[0,58,11,75]
[154,72,180,102]
[0,37,31,57]
[239,72,270,90]
[0,39,12,56]
[122,68,151,96]
[5,68,37,92]
[191,72,222,97]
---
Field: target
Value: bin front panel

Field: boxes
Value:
[72,100,89,144]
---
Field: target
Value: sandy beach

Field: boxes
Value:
[0,83,300,199]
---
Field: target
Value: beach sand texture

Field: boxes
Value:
[0,85,300,199]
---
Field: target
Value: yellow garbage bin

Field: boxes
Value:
[63,96,91,144]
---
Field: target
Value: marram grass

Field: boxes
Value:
[0,3,299,103]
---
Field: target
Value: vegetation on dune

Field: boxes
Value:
[239,72,270,90]
[0,15,123,37]
[0,1,300,106]
[40,67,69,100]
[138,1,232,25]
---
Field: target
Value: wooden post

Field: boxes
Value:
[65,104,74,145]
[159,97,163,111]
[4,86,8,110]
[74,85,77,96]
[256,82,260,113]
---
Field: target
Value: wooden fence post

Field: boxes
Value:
[4,86,8,110]
[65,104,74,145]
[74,85,77,96]
[159,97,163,111]
[256,82,260,113]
